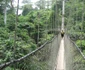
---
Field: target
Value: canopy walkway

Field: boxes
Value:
[0,34,85,70]
[0,0,85,70]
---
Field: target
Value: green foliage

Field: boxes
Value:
[5,67,13,70]
[76,40,85,55]
[66,0,85,42]
[19,16,28,22]
[7,14,16,31]
[22,4,33,16]
[76,40,85,49]
[0,14,4,27]
[17,29,29,42]
[0,2,57,69]
[0,27,9,39]
[83,50,85,55]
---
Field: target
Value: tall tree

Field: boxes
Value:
[22,4,33,16]
[4,0,7,25]
[7,0,14,14]
[22,0,32,15]
[14,0,19,60]
[0,0,4,15]
[0,0,15,25]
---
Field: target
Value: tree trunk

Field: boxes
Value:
[11,0,14,8]
[4,0,7,25]
[14,0,19,70]
[14,0,19,59]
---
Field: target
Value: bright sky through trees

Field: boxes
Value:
[14,0,39,6]
[14,0,39,14]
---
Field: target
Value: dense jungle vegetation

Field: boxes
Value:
[0,0,59,65]
[65,0,85,55]
[0,0,85,69]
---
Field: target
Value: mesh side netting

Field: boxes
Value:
[1,35,61,70]
[64,35,85,70]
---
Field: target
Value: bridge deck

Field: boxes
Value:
[55,38,65,70]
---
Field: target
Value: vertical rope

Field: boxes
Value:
[55,3,57,34]
[54,4,56,34]
[57,2,59,32]
[52,10,54,34]
[80,0,84,51]
[51,11,52,33]
[37,12,40,46]
[67,1,71,34]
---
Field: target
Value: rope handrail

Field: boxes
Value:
[0,35,57,70]
[67,35,85,59]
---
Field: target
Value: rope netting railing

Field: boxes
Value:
[0,35,61,70]
[64,35,85,70]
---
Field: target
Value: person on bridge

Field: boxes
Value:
[61,30,65,38]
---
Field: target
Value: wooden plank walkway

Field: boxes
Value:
[55,38,65,70]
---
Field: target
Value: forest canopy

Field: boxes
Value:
[0,0,85,69]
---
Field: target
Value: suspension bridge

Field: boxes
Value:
[0,0,85,70]
[0,32,85,70]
